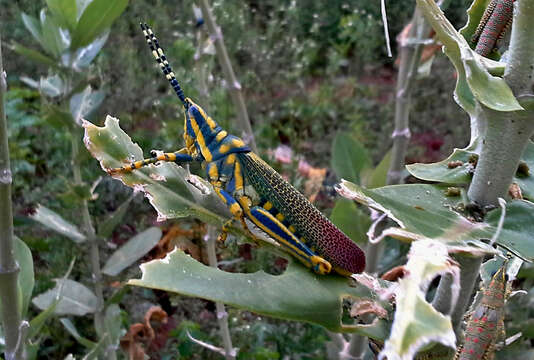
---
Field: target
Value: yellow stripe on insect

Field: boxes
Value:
[288,225,296,233]
[276,213,285,222]
[226,153,236,165]
[216,131,228,142]
[232,139,245,147]
[158,48,164,56]
[263,201,273,211]
[206,116,217,130]
[189,111,212,162]
[234,160,244,190]
[208,164,218,180]
[152,50,159,59]
[219,144,230,154]
[229,203,242,216]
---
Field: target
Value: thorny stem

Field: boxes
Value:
[206,226,236,360]
[0,32,24,360]
[198,0,257,152]
[70,131,116,360]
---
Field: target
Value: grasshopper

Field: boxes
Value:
[455,264,509,360]
[471,0,515,57]
[107,24,366,275]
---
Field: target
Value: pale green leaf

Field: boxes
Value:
[102,227,162,276]
[366,150,392,189]
[69,86,105,125]
[21,12,45,49]
[30,204,86,243]
[381,241,457,359]
[32,279,98,316]
[129,249,390,337]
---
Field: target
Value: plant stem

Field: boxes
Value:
[459,0,534,333]
[198,0,257,152]
[205,226,235,360]
[70,131,116,360]
[0,33,24,360]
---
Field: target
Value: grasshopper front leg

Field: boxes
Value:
[107,148,195,174]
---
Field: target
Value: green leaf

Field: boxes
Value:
[97,195,133,238]
[407,141,534,201]
[83,116,226,226]
[41,11,70,57]
[11,42,57,68]
[60,318,97,348]
[28,299,60,339]
[102,227,162,276]
[21,12,45,49]
[39,75,66,98]
[416,0,522,113]
[14,237,35,318]
[129,249,389,337]
[69,31,109,70]
[30,204,86,243]
[331,132,370,184]
[71,0,128,50]
[380,240,457,358]
[337,181,534,261]
[69,87,105,125]
[32,279,98,316]
[330,199,370,246]
[44,104,76,130]
[366,150,392,189]
[46,0,77,32]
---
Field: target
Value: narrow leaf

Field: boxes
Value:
[11,42,57,68]
[97,195,133,238]
[60,318,97,348]
[102,227,162,276]
[30,204,86,243]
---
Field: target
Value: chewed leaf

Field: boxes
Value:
[129,249,390,337]
[379,240,458,359]
[83,116,225,225]
[416,0,522,113]
[336,181,534,261]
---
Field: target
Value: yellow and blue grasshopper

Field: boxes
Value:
[108,24,366,275]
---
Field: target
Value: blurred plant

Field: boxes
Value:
[4,1,178,359]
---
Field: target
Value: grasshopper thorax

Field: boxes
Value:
[183,98,251,163]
